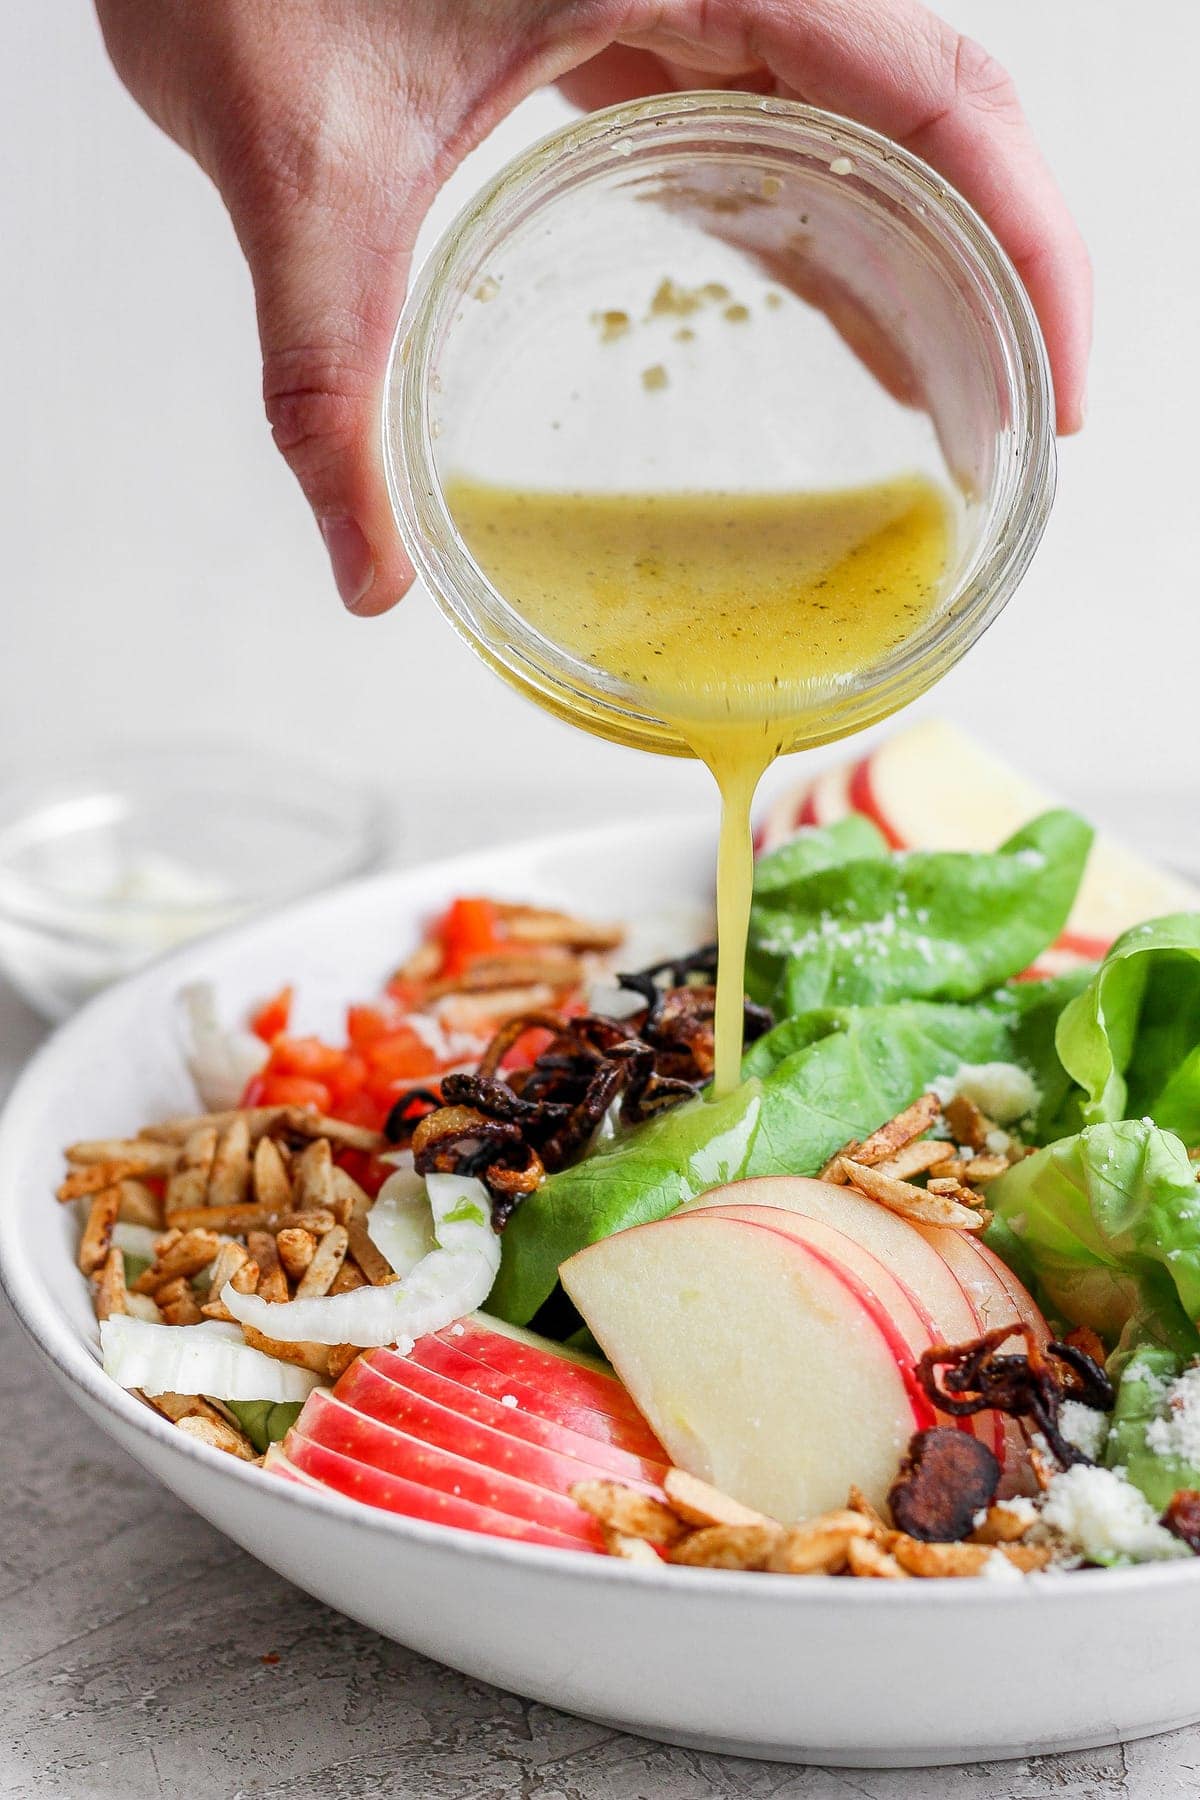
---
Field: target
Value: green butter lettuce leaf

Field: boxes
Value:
[752,814,888,898]
[226,1398,304,1454]
[1104,1345,1200,1510]
[746,810,1092,1015]
[745,1000,1015,1176]
[995,964,1098,1142]
[493,998,1016,1326]
[1055,914,1200,1138]
[988,1119,1200,1352]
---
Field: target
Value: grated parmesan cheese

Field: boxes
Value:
[1145,1364,1200,1468]
[1039,1465,1190,1564]
[1058,1401,1110,1463]
[932,1061,1040,1126]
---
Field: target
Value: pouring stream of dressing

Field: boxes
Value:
[446,477,952,1095]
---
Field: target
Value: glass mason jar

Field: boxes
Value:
[384,93,1055,757]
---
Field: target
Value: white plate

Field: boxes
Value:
[2,816,1198,1768]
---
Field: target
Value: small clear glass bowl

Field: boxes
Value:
[0,743,388,1020]
[386,93,1055,756]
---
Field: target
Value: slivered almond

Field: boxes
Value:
[93,1245,129,1320]
[875,1140,953,1183]
[494,904,623,951]
[671,1524,784,1570]
[766,1510,877,1575]
[331,1165,372,1224]
[842,1160,984,1231]
[252,1134,292,1211]
[141,1107,290,1145]
[175,1414,257,1460]
[161,1294,205,1326]
[205,1241,252,1304]
[328,1258,368,1294]
[165,1125,218,1214]
[147,1391,226,1426]
[327,1343,363,1383]
[133,1228,222,1295]
[292,1138,334,1214]
[345,1217,394,1286]
[846,1537,908,1578]
[295,1225,349,1298]
[846,1485,887,1531]
[943,1094,991,1152]
[603,1529,661,1565]
[115,1178,164,1229]
[569,1481,689,1546]
[278,1110,384,1152]
[662,1468,772,1529]
[240,1325,330,1376]
[249,1229,289,1304]
[276,1227,317,1282]
[959,1154,1010,1184]
[817,1149,855,1183]
[165,1201,335,1234]
[852,1095,941,1165]
[970,1505,1034,1546]
[58,1161,145,1204]
[208,1115,251,1209]
[78,1188,122,1275]
[66,1138,179,1175]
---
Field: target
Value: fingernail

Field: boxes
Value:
[320,516,375,612]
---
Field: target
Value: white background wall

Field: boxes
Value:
[3,3,1198,854]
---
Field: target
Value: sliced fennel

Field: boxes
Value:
[101,1316,322,1402]
[181,982,268,1111]
[365,1162,437,1277]
[222,1173,500,1347]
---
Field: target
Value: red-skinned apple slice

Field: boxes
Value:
[441,1318,650,1428]
[282,1430,596,1549]
[406,1334,663,1456]
[683,1180,1007,1461]
[296,1388,604,1545]
[694,1195,1007,1461]
[338,1351,667,1490]
[561,1210,933,1520]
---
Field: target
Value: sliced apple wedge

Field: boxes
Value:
[337,1350,667,1489]
[561,1211,934,1520]
[296,1388,604,1545]
[281,1430,596,1549]
[687,1180,1003,1461]
[441,1317,653,1432]
[405,1334,657,1453]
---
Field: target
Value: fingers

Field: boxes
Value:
[239,198,416,616]
[575,0,1091,432]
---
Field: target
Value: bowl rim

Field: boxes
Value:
[1,813,1194,1607]
[0,736,389,927]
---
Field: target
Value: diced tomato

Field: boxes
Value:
[270,1035,345,1080]
[385,976,427,1010]
[363,1026,442,1083]
[258,1072,333,1112]
[346,1004,395,1048]
[249,986,293,1044]
[324,1052,369,1110]
[332,1090,388,1131]
[439,896,501,977]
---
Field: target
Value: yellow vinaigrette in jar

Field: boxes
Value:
[445,475,952,1095]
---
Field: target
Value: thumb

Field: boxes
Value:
[242,197,418,617]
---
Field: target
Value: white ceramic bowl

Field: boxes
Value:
[2,818,1198,1769]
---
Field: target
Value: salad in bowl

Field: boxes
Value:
[48,722,1200,1583]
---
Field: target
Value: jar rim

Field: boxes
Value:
[384,91,1056,754]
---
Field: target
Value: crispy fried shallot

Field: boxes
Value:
[392,952,773,1224]
[917,1327,1114,1471]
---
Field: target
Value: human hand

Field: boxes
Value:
[94,0,1090,616]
